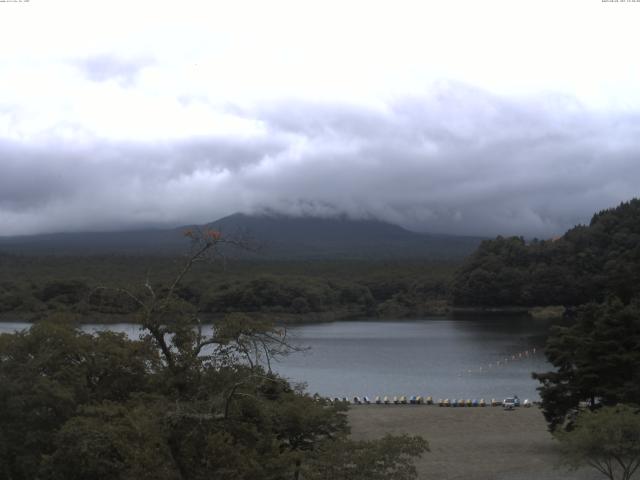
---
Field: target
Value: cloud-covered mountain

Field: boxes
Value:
[2,85,638,239]
[2,2,639,240]
[0,213,483,259]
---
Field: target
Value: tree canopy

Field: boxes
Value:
[555,404,640,480]
[452,199,640,307]
[533,299,640,431]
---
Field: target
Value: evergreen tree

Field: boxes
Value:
[533,299,640,431]
[452,198,640,307]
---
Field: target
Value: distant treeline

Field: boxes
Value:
[0,256,455,321]
[6,199,638,319]
[452,199,640,307]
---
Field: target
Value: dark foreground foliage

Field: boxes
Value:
[533,299,640,431]
[0,323,427,479]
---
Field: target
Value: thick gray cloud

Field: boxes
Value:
[1,84,639,237]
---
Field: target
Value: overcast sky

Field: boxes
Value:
[1,0,639,237]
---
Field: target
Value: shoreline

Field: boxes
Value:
[0,304,564,325]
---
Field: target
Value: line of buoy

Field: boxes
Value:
[458,347,541,377]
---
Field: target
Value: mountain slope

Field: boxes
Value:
[0,213,483,259]
[209,213,482,259]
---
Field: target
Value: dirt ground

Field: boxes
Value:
[347,405,603,480]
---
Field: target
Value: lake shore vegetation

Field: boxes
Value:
[0,229,427,479]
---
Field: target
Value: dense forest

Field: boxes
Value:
[452,199,640,307]
[0,256,455,322]
[0,214,472,323]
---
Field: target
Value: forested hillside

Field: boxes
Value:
[0,256,455,322]
[452,199,640,307]
[0,213,478,322]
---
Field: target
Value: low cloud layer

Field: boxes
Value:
[1,84,639,238]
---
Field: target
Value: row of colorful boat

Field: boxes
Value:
[326,396,535,407]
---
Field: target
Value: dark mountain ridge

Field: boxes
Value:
[0,213,484,259]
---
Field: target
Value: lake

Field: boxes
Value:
[0,316,554,401]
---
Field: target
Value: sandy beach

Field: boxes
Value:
[348,405,602,480]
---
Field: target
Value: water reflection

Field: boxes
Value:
[274,317,554,400]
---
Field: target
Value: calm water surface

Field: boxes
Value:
[0,316,554,400]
